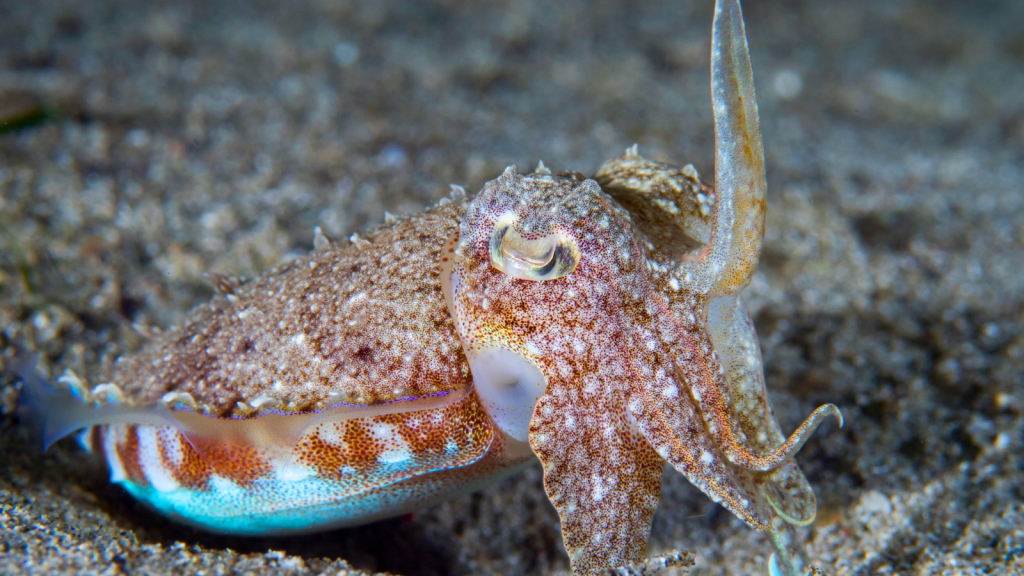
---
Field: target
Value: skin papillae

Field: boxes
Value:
[20,1,839,575]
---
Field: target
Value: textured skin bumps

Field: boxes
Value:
[594,150,714,259]
[110,202,469,417]
[450,167,784,572]
[451,171,671,572]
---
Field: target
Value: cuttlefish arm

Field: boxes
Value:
[679,0,765,299]
[592,0,842,475]
[530,369,663,573]
[667,0,841,473]
[708,294,817,527]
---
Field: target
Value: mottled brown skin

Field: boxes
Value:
[450,166,770,573]
[594,151,715,258]
[451,169,668,572]
[110,202,470,416]
[294,397,495,482]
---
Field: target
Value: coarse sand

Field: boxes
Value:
[2,0,1023,574]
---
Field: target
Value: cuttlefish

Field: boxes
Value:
[20,1,840,574]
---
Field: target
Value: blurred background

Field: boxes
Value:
[2,0,1023,574]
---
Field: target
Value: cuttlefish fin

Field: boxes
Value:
[529,388,663,574]
[12,354,183,450]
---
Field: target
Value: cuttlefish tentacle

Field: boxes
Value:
[624,222,839,474]
[692,371,842,473]
[672,309,841,473]
[706,293,821,574]
[679,0,766,299]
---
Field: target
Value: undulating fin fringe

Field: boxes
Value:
[12,352,475,455]
[13,354,183,450]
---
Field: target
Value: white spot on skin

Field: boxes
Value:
[700,450,714,465]
[312,423,346,447]
[369,423,394,440]
[591,474,610,501]
[377,447,412,464]
[526,340,541,356]
[572,338,586,354]
[370,423,413,464]
[163,430,185,466]
[210,475,245,497]
[274,461,315,482]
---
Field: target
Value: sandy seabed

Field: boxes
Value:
[2,0,1023,574]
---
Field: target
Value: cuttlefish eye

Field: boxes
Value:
[489,213,580,281]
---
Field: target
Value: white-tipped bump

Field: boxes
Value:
[313,226,332,251]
